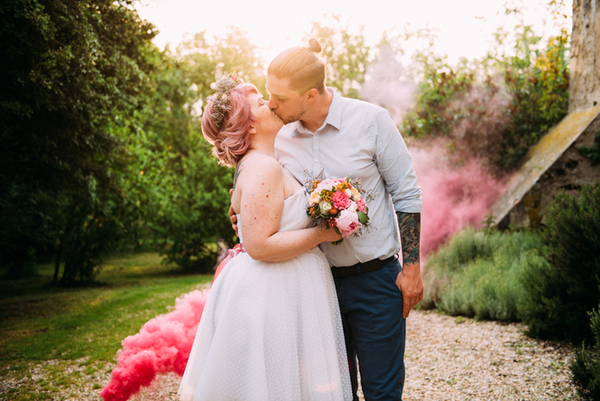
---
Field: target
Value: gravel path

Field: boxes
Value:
[403,311,582,400]
[0,310,583,400]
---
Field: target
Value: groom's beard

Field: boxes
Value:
[276,107,307,125]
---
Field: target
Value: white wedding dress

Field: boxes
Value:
[178,189,352,401]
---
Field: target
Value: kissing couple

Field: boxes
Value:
[178,38,423,401]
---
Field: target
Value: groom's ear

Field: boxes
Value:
[306,88,319,101]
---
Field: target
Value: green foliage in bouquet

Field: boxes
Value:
[519,183,600,344]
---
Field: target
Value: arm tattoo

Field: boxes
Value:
[233,161,244,191]
[397,212,421,266]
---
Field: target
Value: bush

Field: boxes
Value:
[114,49,239,274]
[402,60,475,140]
[519,183,600,344]
[422,227,546,322]
[497,31,570,171]
[580,131,600,165]
[149,144,235,273]
[571,305,600,400]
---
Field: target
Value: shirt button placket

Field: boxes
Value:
[313,134,320,174]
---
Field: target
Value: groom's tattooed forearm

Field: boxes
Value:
[233,161,244,190]
[397,212,421,266]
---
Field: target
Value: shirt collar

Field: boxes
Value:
[289,87,342,137]
[323,88,342,131]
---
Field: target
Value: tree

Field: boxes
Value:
[400,4,569,174]
[177,27,266,98]
[0,0,157,280]
[305,15,371,99]
[495,26,570,170]
[361,34,416,125]
[131,29,266,272]
[127,52,237,273]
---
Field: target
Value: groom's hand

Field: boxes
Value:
[396,211,422,318]
[228,189,239,237]
[396,262,423,319]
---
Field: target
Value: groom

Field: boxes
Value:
[236,39,422,401]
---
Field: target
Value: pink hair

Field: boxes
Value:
[201,83,258,167]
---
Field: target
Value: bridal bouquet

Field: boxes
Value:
[306,177,370,244]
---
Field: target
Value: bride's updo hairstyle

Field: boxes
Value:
[267,38,327,95]
[202,76,258,168]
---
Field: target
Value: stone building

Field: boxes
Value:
[491,0,600,229]
[569,0,600,112]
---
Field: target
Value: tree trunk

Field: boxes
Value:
[53,240,63,282]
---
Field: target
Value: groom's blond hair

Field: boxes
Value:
[268,38,326,95]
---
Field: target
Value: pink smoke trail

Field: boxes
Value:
[100,245,244,401]
[411,142,507,258]
[99,289,208,401]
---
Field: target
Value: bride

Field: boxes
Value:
[178,75,352,401]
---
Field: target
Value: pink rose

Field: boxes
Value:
[356,197,367,213]
[335,209,360,238]
[332,190,351,210]
[315,179,337,194]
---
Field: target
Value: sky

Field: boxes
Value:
[133,0,572,65]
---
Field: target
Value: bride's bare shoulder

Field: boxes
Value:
[235,153,283,188]
[241,152,280,168]
[231,154,283,214]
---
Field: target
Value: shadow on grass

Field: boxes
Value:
[0,252,216,299]
[0,252,213,367]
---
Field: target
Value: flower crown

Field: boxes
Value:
[209,71,244,131]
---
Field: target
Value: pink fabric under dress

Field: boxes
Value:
[178,189,351,401]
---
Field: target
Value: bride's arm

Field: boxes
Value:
[238,157,340,262]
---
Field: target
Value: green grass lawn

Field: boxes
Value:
[0,253,212,400]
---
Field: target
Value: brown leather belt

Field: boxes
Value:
[331,256,395,278]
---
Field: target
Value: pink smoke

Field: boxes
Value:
[444,78,512,164]
[100,245,243,401]
[411,141,507,258]
[361,43,416,125]
[99,289,208,401]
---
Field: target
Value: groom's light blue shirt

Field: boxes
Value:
[275,88,422,267]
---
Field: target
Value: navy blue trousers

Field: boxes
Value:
[334,258,406,401]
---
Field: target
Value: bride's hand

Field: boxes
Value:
[318,227,343,243]
[228,189,239,237]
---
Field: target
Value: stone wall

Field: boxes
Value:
[569,0,600,112]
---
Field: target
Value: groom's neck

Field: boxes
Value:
[301,88,334,133]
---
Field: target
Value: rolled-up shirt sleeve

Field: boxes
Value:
[374,110,422,213]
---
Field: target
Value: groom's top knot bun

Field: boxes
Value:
[268,40,327,94]
[308,38,322,53]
